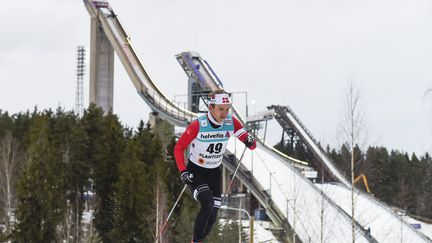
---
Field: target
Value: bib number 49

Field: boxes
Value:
[206,143,223,154]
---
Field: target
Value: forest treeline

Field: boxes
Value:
[275,137,432,220]
[1,105,430,242]
[0,105,245,243]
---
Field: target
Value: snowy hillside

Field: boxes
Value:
[319,183,432,242]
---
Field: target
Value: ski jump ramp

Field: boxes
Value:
[83,1,430,242]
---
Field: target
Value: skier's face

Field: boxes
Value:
[210,104,231,123]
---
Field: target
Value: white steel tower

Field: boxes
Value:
[75,46,86,116]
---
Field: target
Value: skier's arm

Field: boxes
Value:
[233,117,256,150]
[174,120,199,172]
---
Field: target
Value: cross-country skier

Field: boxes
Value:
[174,89,257,243]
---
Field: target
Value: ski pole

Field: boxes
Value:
[221,146,248,205]
[155,184,187,243]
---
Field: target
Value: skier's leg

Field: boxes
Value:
[193,184,214,241]
[202,171,222,237]
[202,196,220,237]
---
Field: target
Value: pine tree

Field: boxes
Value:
[364,146,389,196]
[389,151,412,209]
[164,137,184,206]
[328,144,351,178]
[420,154,432,218]
[215,219,248,243]
[133,120,173,242]
[407,153,422,214]
[97,114,125,242]
[14,112,66,242]
[170,194,199,242]
[0,111,13,138]
[109,140,153,242]
[11,111,33,152]
[51,108,89,242]
[83,106,126,242]
[159,136,187,242]
[205,217,222,242]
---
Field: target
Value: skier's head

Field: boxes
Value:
[208,89,231,124]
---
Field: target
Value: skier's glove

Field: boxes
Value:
[180,170,194,185]
[244,134,256,148]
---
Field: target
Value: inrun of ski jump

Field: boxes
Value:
[83,0,432,242]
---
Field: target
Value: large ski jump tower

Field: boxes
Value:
[88,4,114,113]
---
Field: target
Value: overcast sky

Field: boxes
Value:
[1,0,432,155]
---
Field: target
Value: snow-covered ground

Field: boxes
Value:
[227,139,372,242]
[251,220,280,243]
[226,137,432,242]
[219,219,281,243]
[82,209,93,224]
[243,220,283,243]
[403,216,432,240]
[320,183,431,242]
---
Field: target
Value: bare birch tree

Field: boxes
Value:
[0,131,20,238]
[339,76,368,243]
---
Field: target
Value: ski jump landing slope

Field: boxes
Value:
[226,140,374,242]
[83,1,429,242]
[274,105,431,243]
[320,183,432,243]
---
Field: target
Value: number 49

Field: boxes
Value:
[206,143,222,154]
